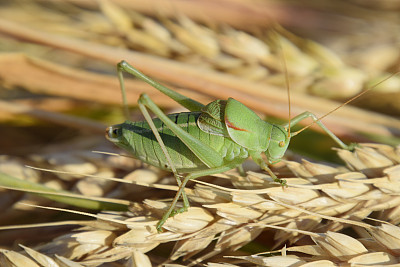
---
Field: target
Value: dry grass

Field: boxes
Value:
[0,1,399,266]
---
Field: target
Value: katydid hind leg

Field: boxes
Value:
[137,98,190,209]
[156,162,240,232]
[117,61,204,113]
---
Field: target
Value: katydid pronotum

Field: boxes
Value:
[106,60,358,232]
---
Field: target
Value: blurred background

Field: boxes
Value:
[0,0,399,158]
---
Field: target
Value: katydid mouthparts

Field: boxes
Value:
[106,60,358,232]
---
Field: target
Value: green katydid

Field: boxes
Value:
[106,60,356,232]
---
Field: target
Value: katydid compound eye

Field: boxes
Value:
[279,141,285,147]
[106,126,120,139]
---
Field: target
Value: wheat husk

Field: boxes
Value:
[1,144,400,266]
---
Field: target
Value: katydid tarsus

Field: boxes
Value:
[106,60,361,232]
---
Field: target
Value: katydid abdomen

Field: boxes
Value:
[107,111,249,173]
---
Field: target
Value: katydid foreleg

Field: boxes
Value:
[283,111,353,150]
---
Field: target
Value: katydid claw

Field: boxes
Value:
[156,222,164,233]
[156,206,189,233]
[275,178,287,188]
[170,207,187,216]
[346,142,360,151]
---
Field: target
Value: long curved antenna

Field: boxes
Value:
[281,42,292,137]
[292,72,399,137]
[273,28,292,137]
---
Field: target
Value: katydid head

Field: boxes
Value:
[106,123,135,154]
[266,125,290,164]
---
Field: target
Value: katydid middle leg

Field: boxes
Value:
[284,111,354,150]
